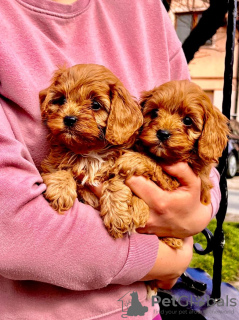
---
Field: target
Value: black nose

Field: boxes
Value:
[63,116,77,127]
[157,130,171,141]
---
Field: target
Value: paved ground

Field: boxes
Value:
[227,174,239,190]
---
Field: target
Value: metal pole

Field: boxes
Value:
[234,38,239,119]
[211,0,237,300]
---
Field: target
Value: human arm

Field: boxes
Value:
[141,236,194,289]
[126,162,220,238]
[0,103,161,291]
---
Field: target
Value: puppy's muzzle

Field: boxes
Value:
[64,116,78,127]
[156,129,171,142]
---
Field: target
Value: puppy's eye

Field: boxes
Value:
[52,96,66,105]
[150,109,158,119]
[91,101,102,111]
[183,116,193,126]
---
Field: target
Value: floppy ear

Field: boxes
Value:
[198,104,229,162]
[105,84,143,145]
[139,89,154,115]
[39,67,66,121]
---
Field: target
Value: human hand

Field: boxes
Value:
[88,184,103,198]
[141,236,194,289]
[126,162,212,238]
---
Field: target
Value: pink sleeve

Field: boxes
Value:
[0,104,159,290]
[161,3,191,82]
[209,167,221,219]
[169,48,191,81]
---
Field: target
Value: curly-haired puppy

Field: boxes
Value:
[139,80,229,205]
[40,63,146,223]
[100,80,229,248]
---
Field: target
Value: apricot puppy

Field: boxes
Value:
[40,63,146,228]
[139,80,229,205]
[102,80,229,248]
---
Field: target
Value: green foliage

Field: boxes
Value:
[190,219,239,282]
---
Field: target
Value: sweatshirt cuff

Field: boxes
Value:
[111,233,159,285]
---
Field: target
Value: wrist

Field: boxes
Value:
[140,238,192,282]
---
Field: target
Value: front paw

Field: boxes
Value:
[99,181,149,239]
[100,180,134,238]
[41,170,77,213]
[160,237,183,249]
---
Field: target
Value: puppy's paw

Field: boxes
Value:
[100,199,133,239]
[160,237,183,249]
[41,170,77,213]
[100,179,135,238]
[131,196,149,229]
[77,185,100,209]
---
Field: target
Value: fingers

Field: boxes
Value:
[92,163,199,202]
[126,176,166,208]
[161,162,200,189]
[126,163,201,202]
[88,184,103,198]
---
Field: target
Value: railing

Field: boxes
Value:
[205,0,236,300]
[183,0,237,302]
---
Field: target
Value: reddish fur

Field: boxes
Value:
[40,72,229,243]
[139,80,229,205]
[40,72,229,298]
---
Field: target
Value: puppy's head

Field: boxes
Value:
[140,80,229,164]
[40,64,143,154]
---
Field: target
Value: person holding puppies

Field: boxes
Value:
[0,0,221,319]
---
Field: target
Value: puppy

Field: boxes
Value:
[100,80,229,249]
[40,63,145,220]
[139,80,229,205]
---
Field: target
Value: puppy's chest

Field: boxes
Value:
[72,152,116,186]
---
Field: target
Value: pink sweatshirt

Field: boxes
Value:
[0,1,221,319]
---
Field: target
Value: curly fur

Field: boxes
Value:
[40,63,143,215]
[40,67,229,254]
[99,80,229,251]
[139,80,229,205]
[102,80,229,246]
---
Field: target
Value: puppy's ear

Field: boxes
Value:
[39,67,66,121]
[139,90,154,114]
[105,84,143,145]
[39,88,49,121]
[198,103,229,162]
